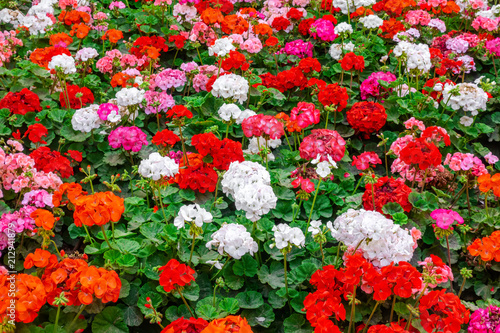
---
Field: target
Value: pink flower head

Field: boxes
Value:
[109,1,126,9]
[418,255,454,288]
[430,209,464,230]
[144,90,175,114]
[404,117,426,131]
[279,40,314,59]
[360,71,397,100]
[108,126,148,152]
[352,152,382,171]
[154,69,187,90]
[299,129,346,162]
[309,19,337,42]
[242,114,284,140]
[290,102,320,128]
[97,103,119,121]
[485,152,499,165]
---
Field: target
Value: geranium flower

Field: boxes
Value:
[159,259,195,293]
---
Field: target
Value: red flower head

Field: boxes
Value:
[166,105,193,119]
[318,83,349,110]
[169,35,187,49]
[422,78,455,102]
[152,129,181,148]
[299,129,346,162]
[221,50,250,72]
[159,259,196,293]
[399,138,442,170]
[418,290,469,333]
[298,57,322,74]
[362,176,413,216]
[298,18,316,36]
[287,8,304,20]
[30,146,74,178]
[340,52,365,72]
[60,84,94,109]
[272,16,291,31]
[24,123,48,144]
[347,101,387,138]
[0,88,42,115]
[161,317,208,333]
[352,152,382,171]
[421,126,451,146]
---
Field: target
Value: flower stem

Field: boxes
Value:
[445,235,453,291]
[101,226,114,250]
[389,295,397,323]
[188,231,196,267]
[67,305,86,332]
[54,306,61,333]
[306,179,322,236]
[458,277,467,298]
[284,251,291,311]
[178,289,195,318]
[347,286,357,333]
[362,301,379,333]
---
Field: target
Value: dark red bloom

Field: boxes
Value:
[362,176,412,216]
[347,101,387,138]
[0,88,42,115]
[298,18,316,36]
[66,150,83,163]
[298,57,322,74]
[271,16,291,31]
[286,8,304,20]
[30,147,74,178]
[221,50,250,72]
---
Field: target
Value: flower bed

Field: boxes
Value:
[1,0,500,332]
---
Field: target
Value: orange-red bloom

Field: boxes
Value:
[52,182,87,207]
[102,29,124,43]
[477,173,500,197]
[24,249,58,269]
[49,32,73,46]
[70,23,91,39]
[73,191,125,227]
[201,316,253,333]
[31,209,56,230]
[468,231,500,262]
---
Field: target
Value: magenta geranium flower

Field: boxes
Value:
[430,209,464,230]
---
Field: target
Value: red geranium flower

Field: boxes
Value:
[24,123,48,144]
[347,101,387,138]
[317,83,349,110]
[166,105,193,119]
[0,88,42,115]
[362,176,413,216]
[399,138,442,170]
[161,317,208,333]
[60,84,94,109]
[152,129,181,148]
[340,52,365,72]
[30,146,74,178]
[159,259,196,293]
[271,16,291,31]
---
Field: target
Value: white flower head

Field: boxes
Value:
[206,223,258,259]
[116,87,145,106]
[218,103,242,122]
[308,220,322,236]
[174,204,213,229]
[138,152,179,181]
[272,223,305,251]
[71,104,102,133]
[48,54,76,74]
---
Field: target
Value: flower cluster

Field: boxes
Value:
[468,231,500,262]
[206,223,258,259]
[328,209,416,267]
[108,126,148,152]
[138,152,179,180]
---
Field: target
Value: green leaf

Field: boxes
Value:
[268,290,286,309]
[232,254,258,277]
[48,109,67,123]
[140,222,165,244]
[116,239,141,255]
[283,314,310,333]
[60,125,91,143]
[492,112,500,124]
[121,305,143,327]
[91,306,129,333]
[382,202,404,217]
[195,298,219,320]
[179,189,196,201]
[241,304,275,328]
[393,302,410,316]
[272,200,295,222]
[291,292,309,314]
[302,195,332,220]
[218,298,239,315]
[258,262,285,289]
[224,264,244,290]
[116,254,137,267]
[289,261,320,285]
[235,291,264,309]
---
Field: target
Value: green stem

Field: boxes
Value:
[213,285,218,307]
[305,179,322,236]
[178,289,195,318]
[362,301,380,333]
[458,277,467,298]
[284,251,291,311]
[347,286,357,333]
[324,110,329,129]
[188,231,196,267]
[211,258,231,281]
[389,295,397,323]
[101,226,114,250]
[445,235,453,291]
[54,306,61,333]
[67,305,86,332]
[292,200,303,224]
